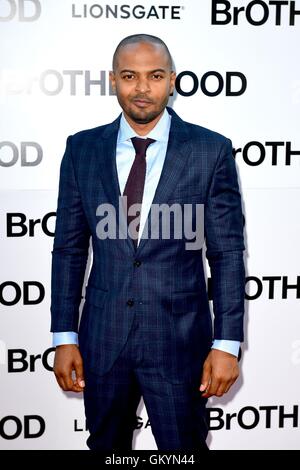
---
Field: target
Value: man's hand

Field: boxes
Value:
[199,349,239,398]
[53,344,85,393]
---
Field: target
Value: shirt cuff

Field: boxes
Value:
[212,339,240,357]
[52,332,78,347]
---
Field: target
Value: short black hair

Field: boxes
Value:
[112,34,173,72]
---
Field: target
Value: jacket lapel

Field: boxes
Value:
[136,107,191,255]
[95,114,131,249]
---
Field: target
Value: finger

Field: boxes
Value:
[54,367,83,392]
[74,360,85,389]
[53,367,66,389]
[72,384,84,393]
[200,377,213,397]
[71,372,85,392]
[201,376,220,398]
[60,374,82,393]
[64,368,75,390]
[54,373,66,391]
[55,373,69,391]
[55,364,74,391]
[223,379,236,394]
[215,380,231,397]
[199,363,212,392]
[71,382,85,393]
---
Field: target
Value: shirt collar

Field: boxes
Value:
[118,107,171,144]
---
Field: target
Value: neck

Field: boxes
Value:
[123,109,164,136]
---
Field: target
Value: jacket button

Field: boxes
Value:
[126,299,134,307]
[133,260,141,267]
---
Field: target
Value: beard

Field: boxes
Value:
[118,95,169,124]
[127,108,162,124]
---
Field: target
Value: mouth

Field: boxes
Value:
[132,99,153,108]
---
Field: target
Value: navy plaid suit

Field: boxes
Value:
[50,106,245,450]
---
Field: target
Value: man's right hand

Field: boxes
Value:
[53,344,85,393]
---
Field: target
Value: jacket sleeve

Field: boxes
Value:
[50,136,91,332]
[204,137,246,342]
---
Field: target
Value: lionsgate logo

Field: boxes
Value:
[212,0,300,26]
[74,405,300,432]
[96,197,204,250]
[71,2,184,20]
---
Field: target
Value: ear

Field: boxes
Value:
[169,71,176,96]
[109,70,116,91]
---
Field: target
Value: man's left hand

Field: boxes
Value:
[199,349,239,398]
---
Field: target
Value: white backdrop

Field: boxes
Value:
[1,0,300,449]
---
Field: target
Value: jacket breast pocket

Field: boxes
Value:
[167,193,204,204]
[171,291,201,315]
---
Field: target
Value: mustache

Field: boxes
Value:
[132,96,153,103]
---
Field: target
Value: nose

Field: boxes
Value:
[135,77,150,93]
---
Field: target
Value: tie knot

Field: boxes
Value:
[131,137,156,157]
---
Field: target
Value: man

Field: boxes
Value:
[51,34,245,450]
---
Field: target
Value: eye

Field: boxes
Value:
[122,74,135,80]
[152,74,163,80]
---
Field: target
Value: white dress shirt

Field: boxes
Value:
[53,109,240,357]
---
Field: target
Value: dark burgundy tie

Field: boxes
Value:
[123,137,156,248]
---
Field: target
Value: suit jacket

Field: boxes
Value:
[50,106,245,384]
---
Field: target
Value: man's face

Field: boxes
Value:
[109,42,176,124]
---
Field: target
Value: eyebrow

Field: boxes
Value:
[119,68,167,74]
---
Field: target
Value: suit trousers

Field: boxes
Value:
[82,309,210,451]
